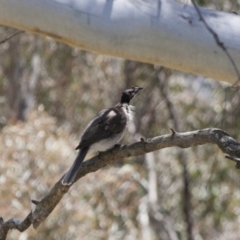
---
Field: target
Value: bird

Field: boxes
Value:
[61,86,143,185]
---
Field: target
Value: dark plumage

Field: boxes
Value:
[62,87,142,185]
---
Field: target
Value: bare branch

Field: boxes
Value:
[0,213,32,240]
[191,0,240,83]
[225,155,240,168]
[1,0,240,84]
[1,128,240,238]
[0,30,24,44]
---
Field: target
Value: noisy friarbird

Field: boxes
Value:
[62,87,143,185]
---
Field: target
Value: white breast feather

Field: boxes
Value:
[85,104,135,153]
[122,104,135,122]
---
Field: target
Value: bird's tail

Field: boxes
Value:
[61,147,89,185]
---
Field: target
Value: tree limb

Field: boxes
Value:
[0,30,24,44]
[0,0,240,84]
[191,0,240,84]
[1,128,240,239]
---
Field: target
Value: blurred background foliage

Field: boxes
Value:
[0,0,240,239]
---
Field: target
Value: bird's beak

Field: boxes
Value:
[132,86,143,94]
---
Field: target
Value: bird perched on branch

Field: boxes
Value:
[62,86,143,185]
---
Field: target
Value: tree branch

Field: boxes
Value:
[191,0,240,84]
[0,30,24,44]
[0,0,240,84]
[1,128,240,239]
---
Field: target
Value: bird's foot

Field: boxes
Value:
[110,144,122,152]
[113,143,122,148]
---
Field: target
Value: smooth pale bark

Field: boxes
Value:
[0,0,240,84]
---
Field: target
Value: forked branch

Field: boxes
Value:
[1,128,240,239]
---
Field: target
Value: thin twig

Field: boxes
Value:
[1,128,240,239]
[0,30,24,44]
[191,0,240,84]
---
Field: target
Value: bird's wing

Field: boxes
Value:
[76,107,127,149]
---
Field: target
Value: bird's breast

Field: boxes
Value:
[122,104,135,122]
[89,131,125,153]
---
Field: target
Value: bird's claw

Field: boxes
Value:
[112,144,122,150]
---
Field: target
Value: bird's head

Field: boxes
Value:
[121,86,143,104]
